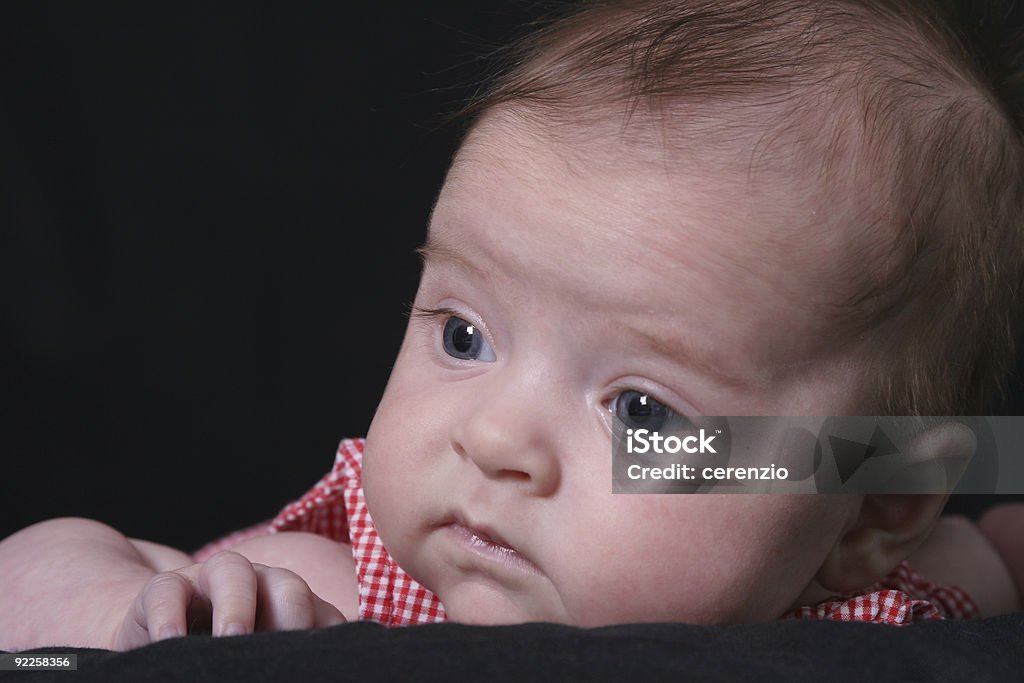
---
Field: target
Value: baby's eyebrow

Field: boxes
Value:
[415,235,486,279]
[617,321,763,390]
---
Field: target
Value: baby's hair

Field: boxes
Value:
[451,0,1024,416]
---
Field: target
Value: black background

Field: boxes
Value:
[2,2,541,549]
[3,2,1023,552]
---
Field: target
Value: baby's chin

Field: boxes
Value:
[438,584,571,626]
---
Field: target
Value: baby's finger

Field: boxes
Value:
[253,566,325,631]
[197,551,259,636]
[131,571,195,646]
[312,592,348,628]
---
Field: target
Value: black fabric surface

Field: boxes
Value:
[7,616,1024,683]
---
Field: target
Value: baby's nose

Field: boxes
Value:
[450,390,561,497]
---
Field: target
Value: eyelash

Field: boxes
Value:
[410,305,459,322]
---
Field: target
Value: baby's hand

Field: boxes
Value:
[113,550,346,650]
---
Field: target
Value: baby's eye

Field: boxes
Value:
[610,390,675,431]
[442,316,496,362]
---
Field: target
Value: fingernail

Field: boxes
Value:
[157,625,181,641]
[222,623,246,637]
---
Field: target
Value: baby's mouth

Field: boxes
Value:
[448,516,542,576]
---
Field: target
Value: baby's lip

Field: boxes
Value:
[454,515,513,548]
[448,513,542,576]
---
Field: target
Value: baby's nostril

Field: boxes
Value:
[499,469,531,483]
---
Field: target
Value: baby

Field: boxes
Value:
[3,0,1024,651]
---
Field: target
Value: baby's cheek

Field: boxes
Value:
[563,496,848,625]
[553,530,732,625]
[699,497,854,619]
[362,407,416,545]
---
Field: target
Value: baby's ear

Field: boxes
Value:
[817,493,948,593]
[816,422,975,593]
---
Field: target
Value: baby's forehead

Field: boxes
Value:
[445,108,906,330]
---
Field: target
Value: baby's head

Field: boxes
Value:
[362,0,1024,625]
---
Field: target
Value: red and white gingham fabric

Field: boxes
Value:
[783,561,979,623]
[194,437,978,626]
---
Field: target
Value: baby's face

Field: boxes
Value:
[363,112,876,625]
